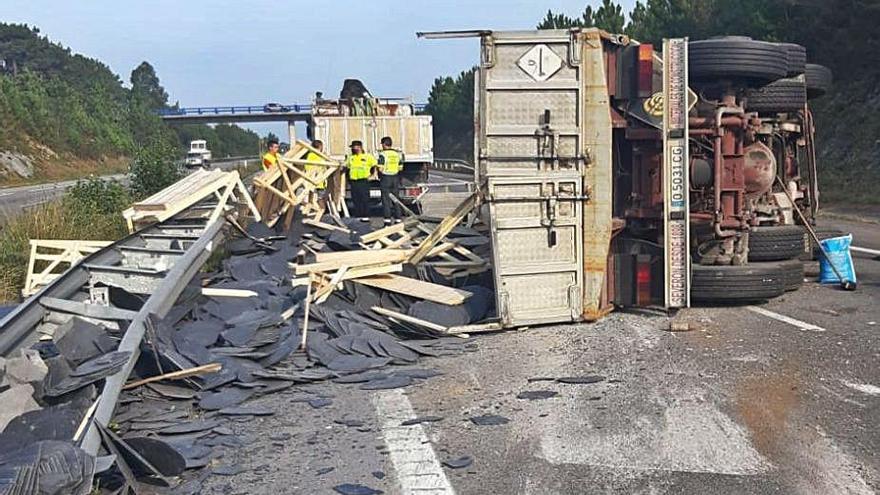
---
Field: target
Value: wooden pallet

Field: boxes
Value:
[23,239,112,296]
[123,170,258,232]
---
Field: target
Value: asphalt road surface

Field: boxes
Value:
[194,210,880,495]
[0,158,254,224]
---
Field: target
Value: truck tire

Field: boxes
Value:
[745,77,807,113]
[691,263,785,303]
[805,64,833,99]
[749,225,806,261]
[778,43,807,76]
[769,259,805,291]
[689,37,788,86]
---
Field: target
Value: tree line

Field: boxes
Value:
[424,0,880,202]
[0,23,261,166]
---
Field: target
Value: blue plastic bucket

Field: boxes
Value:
[818,234,857,284]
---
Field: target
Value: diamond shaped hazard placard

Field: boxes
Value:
[517,44,562,82]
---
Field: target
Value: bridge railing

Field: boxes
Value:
[157,102,428,116]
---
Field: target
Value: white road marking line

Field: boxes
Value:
[842,381,880,396]
[373,388,454,495]
[747,306,825,332]
[851,246,880,256]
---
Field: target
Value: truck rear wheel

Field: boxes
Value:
[691,263,786,303]
[805,64,833,99]
[772,259,806,291]
[778,42,807,76]
[745,77,807,113]
[689,37,788,87]
[748,225,806,261]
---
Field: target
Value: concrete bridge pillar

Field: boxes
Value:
[288,121,296,146]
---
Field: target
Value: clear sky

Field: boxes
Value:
[0,0,636,136]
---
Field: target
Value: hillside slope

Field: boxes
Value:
[0,23,259,186]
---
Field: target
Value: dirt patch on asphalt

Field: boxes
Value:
[734,362,803,456]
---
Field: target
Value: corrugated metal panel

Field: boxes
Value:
[312,116,433,164]
[487,175,583,326]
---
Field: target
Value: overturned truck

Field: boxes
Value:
[419,28,831,326]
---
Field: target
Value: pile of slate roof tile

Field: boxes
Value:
[0,213,494,493]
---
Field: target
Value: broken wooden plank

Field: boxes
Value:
[355,274,472,305]
[201,288,259,298]
[122,363,222,390]
[294,249,411,274]
[446,322,504,335]
[370,306,447,333]
[408,191,479,264]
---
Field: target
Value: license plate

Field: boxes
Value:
[369,190,381,198]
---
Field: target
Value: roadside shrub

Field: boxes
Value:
[129,139,182,199]
[65,176,130,215]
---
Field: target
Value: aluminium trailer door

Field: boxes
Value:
[488,175,584,326]
[478,30,586,326]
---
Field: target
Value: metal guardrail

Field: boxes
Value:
[157,103,428,117]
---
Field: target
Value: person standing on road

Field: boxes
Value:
[261,139,281,172]
[377,136,404,225]
[345,140,376,220]
[305,140,327,190]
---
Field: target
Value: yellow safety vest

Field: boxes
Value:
[346,152,376,180]
[304,151,326,189]
[261,151,278,171]
[378,149,402,175]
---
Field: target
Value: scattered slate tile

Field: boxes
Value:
[269,433,290,441]
[333,371,388,384]
[556,375,605,384]
[333,483,383,495]
[371,471,385,480]
[327,355,392,373]
[218,406,274,416]
[308,398,333,409]
[527,377,557,383]
[124,437,187,476]
[394,369,443,380]
[198,387,253,411]
[316,466,335,475]
[516,390,559,400]
[147,383,197,400]
[359,374,413,390]
[334,419,365,427]
[469,415,510,426]
[400,416,444,426]
[212,463,247,476]
[442,456,473,469]
[157,419,221,435]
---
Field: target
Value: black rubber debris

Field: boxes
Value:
[516,390,559,400]
[556,375,605,384]
[333,483,384,495]
[442,455,473,469]
[469,415,510,426]
[400,416,444,426]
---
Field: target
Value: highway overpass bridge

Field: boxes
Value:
[158,103,427,142]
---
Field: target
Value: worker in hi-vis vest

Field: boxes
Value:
[345,140,377,220]
[377,136,404,224]
[261,139,280,171]
[305,140,326,190]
